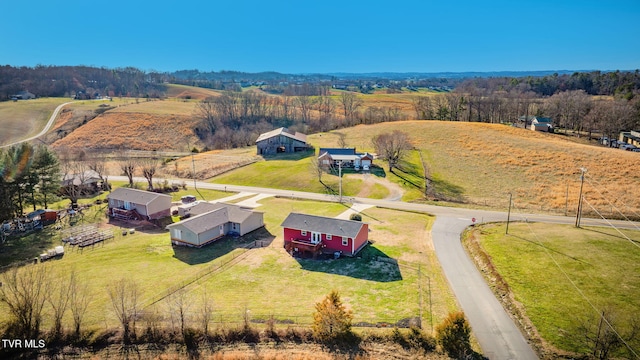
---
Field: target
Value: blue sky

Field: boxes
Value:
[2,0,639,73]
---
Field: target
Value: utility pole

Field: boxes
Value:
[506,192,512,234]
[191,152,197,192]
[575,167,587,228]
[338,161,343,203]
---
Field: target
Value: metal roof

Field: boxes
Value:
[256,127,307,143]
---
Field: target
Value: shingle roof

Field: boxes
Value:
[107,188,171,204]
[281,213,365,238]
[167,203,262,235]
[256,127,307,143]
[168,208,229,234]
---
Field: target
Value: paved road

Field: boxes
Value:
[1,101,75,148]
[113,177,640,359]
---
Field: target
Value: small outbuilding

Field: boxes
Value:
[167,203,264,247]
[281,213,369,258]
[256,127,308,155]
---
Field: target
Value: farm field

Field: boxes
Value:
[0,97,69,146]
[464,222,640,357]
[211,121,640,216]
[0,196,456,335]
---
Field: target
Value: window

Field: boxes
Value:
[326,234,332,240]
[342,237,349,246]
[301,230,307,236]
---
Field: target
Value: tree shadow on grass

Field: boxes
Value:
[582,226,640,244]
[295,245,403,282]
[172,227,275,265]
[509,232,591,265]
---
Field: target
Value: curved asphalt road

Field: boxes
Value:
[111,177,640,359]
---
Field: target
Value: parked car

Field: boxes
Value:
[363,164,370,171]
[620,144,637,151]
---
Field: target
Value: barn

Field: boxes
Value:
[281,213,369,258]
[256,127,308,155]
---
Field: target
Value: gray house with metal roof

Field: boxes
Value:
[166,203,264,247]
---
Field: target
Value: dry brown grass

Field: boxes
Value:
[51,112,202,151]
[165,84,223,100]
[309,121,640,216]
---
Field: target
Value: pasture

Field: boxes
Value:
[210,121,640,216]
[0,98,68,146]
[0,196,456,334]
[465,222,640,357]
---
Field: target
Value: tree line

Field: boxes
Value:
[0,65,168,100]
[411,89,640,140]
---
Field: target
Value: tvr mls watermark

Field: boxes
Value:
[2,339,46,349]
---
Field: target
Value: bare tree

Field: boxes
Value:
[166,289,190,336]
[68,270,91,338]
[88,155,108,191]
[197,289,214,335]
[60,161,89,207]
[339,92,363,125]
[47,268,72,339]
[119,157,137,188]
[372,130,412,172]
[0,264,50,338]
[310,156,325,183]
[107,279,140,343]
[337,133,348,148]
[412,96,433,120]
[140,158,159,190]
[295,96,313,124]
[578,307,640,360]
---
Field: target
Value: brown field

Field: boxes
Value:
[307,121,640,216]
[51,111,202,151]
[165,83,223,100]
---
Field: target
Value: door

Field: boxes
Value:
[311,232,321,244]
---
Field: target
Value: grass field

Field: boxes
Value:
[211,151,391,200]
[208,121,640,215]
[0,196,456,335]
[0,98,70,146]
[465,222,640,357]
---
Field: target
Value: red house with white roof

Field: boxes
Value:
[281,213,369,258]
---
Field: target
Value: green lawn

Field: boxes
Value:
[211,151,379,199]
[468,223,640,356]
[0,197,456,334]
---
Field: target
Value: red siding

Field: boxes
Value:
[283,224,369,257]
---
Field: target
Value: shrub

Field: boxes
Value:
[435,311,472,359]
[312,290,354,343]
[349,213,362,221]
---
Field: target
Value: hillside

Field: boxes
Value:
[214,121,640,217]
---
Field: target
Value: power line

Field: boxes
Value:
[513,213,639,358]
[584,174,640,232]
[581,198,640,250]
